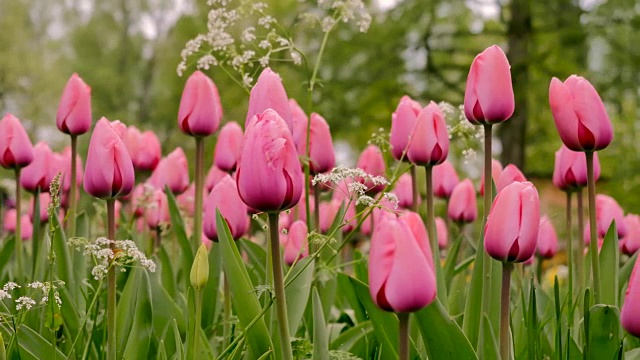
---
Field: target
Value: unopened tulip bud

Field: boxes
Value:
[178,71,222,137]
[190,244,209,290]
[390,95,422,161]
[0,113,34,169]
[56,73,92,135]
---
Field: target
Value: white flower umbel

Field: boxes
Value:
[15,297,36,311]
[68,237,156,281]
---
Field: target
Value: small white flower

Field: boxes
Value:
[15,296,36,311]
[0,290,11,301]
[290,51,302,65]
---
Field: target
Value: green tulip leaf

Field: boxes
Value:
[586,304,621,360]
[599,221,619,307]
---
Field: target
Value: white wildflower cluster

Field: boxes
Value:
[313,0,372,33]
[68,237,156,281]
[15,297,36,311]
[0,282,19,301]
[382,192,399,209]
[367,127,391,153]
[0,280,65,312]
[313,166,390,199]
[177,0,302,84]
[28,280,65,306]
[437,102,485,161]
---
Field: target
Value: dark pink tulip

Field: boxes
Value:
[61,146,84,192]
[177,183,196,216]
[595,194,627,239]
[289,99,308,153]
[394,173,419,209]
[553,145,601,191]
[621,214,640,256]
[549,75,613,151]
[464,45,515,125]
[214,122,243,172]
[148,147,190,194]
[205,165,228,193]
[436,217,448,249]
[29,192,51,223]
[124,126,161,172]
[496,164,527,192]
[178,70,222,137]
[368,216,436,312]
[56,73,92,135]
[3,209,32,240]
[433,160,460,199]
[283,220,309,266]
[479,158,503,196]
[537,216,558,259]
[319,200,341,233]
[237,109,302,212]
[21,142,56,193]
[407,101,449,166]
[356,145,387,194]
[399,211,434,269]
[0,113,34,169]
[83,118,135,199]
[245,68,292,132]
[144,189,170,229]
[390,95,422,161]
[297,113,335,175]
[485,181,540,263]
[204,174,249,240]
[622,256,640,337]
[448,179,477,224]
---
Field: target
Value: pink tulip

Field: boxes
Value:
[3,209,32,240]
[595,194,627,239]
[61,146,84,192]
[390,95,422,161]
[356,145,387,194]
[399,211,434,269]
[283,220,309,266]
[214,122,244,172]
[479,158,503,196]
[549,75,613,151]
[622,256,640,337]
[407,101,449,166]
[237,109,302,212]
[29,192,51,223]
[56,73,92,135]
[289,99,308,153]
[148,147,190,194]
[296,113,336,175]
[496,164,527,192]
[319,200,341,233]
[537,216,558,259]
[124,126,161,172]
[0,113,34,169]
[436,217,448,249]
[84,118,135,199]
[433,160,460,199]
[130,184,153,217]
[21,142,56,192]
[144,189,170,229]
[485,181,540,263]
[368,216,436,312]
[177,70,222,137]
[361,196,398,236]
[177,183,196,216]
[205,165,228,193]
[621,214,640,256]
[204,174,249,240]
[394,173,419,209]
[464,45,515,125]
[448,179,477,224]
[553,144,600,192]
[245,68,292,132]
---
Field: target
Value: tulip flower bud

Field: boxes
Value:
[21,142,56,193]
[390,95,422,161]
[621,215,640,256]
[537,216,558,259]
[393,173,419,209]
[296,113,336,175]
[177,183,196,217]
[485,181,540,263]
[0,113,34,169]
[448,179,477,224]
[148,147,190,194]
[237,109,303,213]
[178,71,222,137]
[144,189,170,229]
[496,164,527,192]
[284,220,309,266]
[622,256,640,337]
[56,73,92,135]
[204,175,249,241]
[84,118,135,199]
[214,122,243,172]
[3,209,33,240]
[356,145,386,194]
[205,165,227,193]
[319,200,341,233]
[436,217,448,249]
[433,160,459,199]
[190,244,210,291]
[399,211,434,269]
[407,102,449,166]
[479,158,503,196]
[124,126,161,172]
[245,68,292,132]
[553,145,600,192]
[464,45,515,125]
[368,216,436,313]
[595,194,626,239]
[549,75,613,151]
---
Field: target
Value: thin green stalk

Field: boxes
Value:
[313,182,320,234]
[193,137,205,250]
[68,135,78,238]
[14,169,23,279]
[585,151,600,303]
[500,262,513,360]
[106,199,116,360]
[576,187,584,293]
[398,312,410,360]
[410,166,418,212]
[223,275,231,346]
[189,290,203,358]
[268,212,293,360]
[67,280,104,358]
[566,191,574,323]
[425,165,447,305]
[481,124,494,322]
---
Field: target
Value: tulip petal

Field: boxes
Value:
[549,77,582,150]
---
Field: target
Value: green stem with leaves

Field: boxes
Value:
[398,312,410,360]
[481,124,494,321]
[566,191,574,323]
[576,187,584,294]
[500,262,513,360]
[425,165,447,306]
[189,289,203,358]
[193,137,205,251]
[14,169,23,279]
[106,199,116,360]
[410,165,418,212]
[268,212,293,360]
[586,151,600,303]
[68,135,78,237]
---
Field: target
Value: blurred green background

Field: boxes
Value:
[0,0,638,212]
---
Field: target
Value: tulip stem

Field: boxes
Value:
[398,312,410,360]
[425,165,447,306]
[14,169,23,279]
[313,182,320,234]
[69,135,78,238]
[576,187,584,294]
[106,199,116,360]
[500,262,513,360]
[193,137,205,250]
[566,191,574,323]
[268,212,293,360]
[188,289,203,358]
[586,151,600,304]
[223,275,232,346]
[481,124,494,324]
[410,166,418,212]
